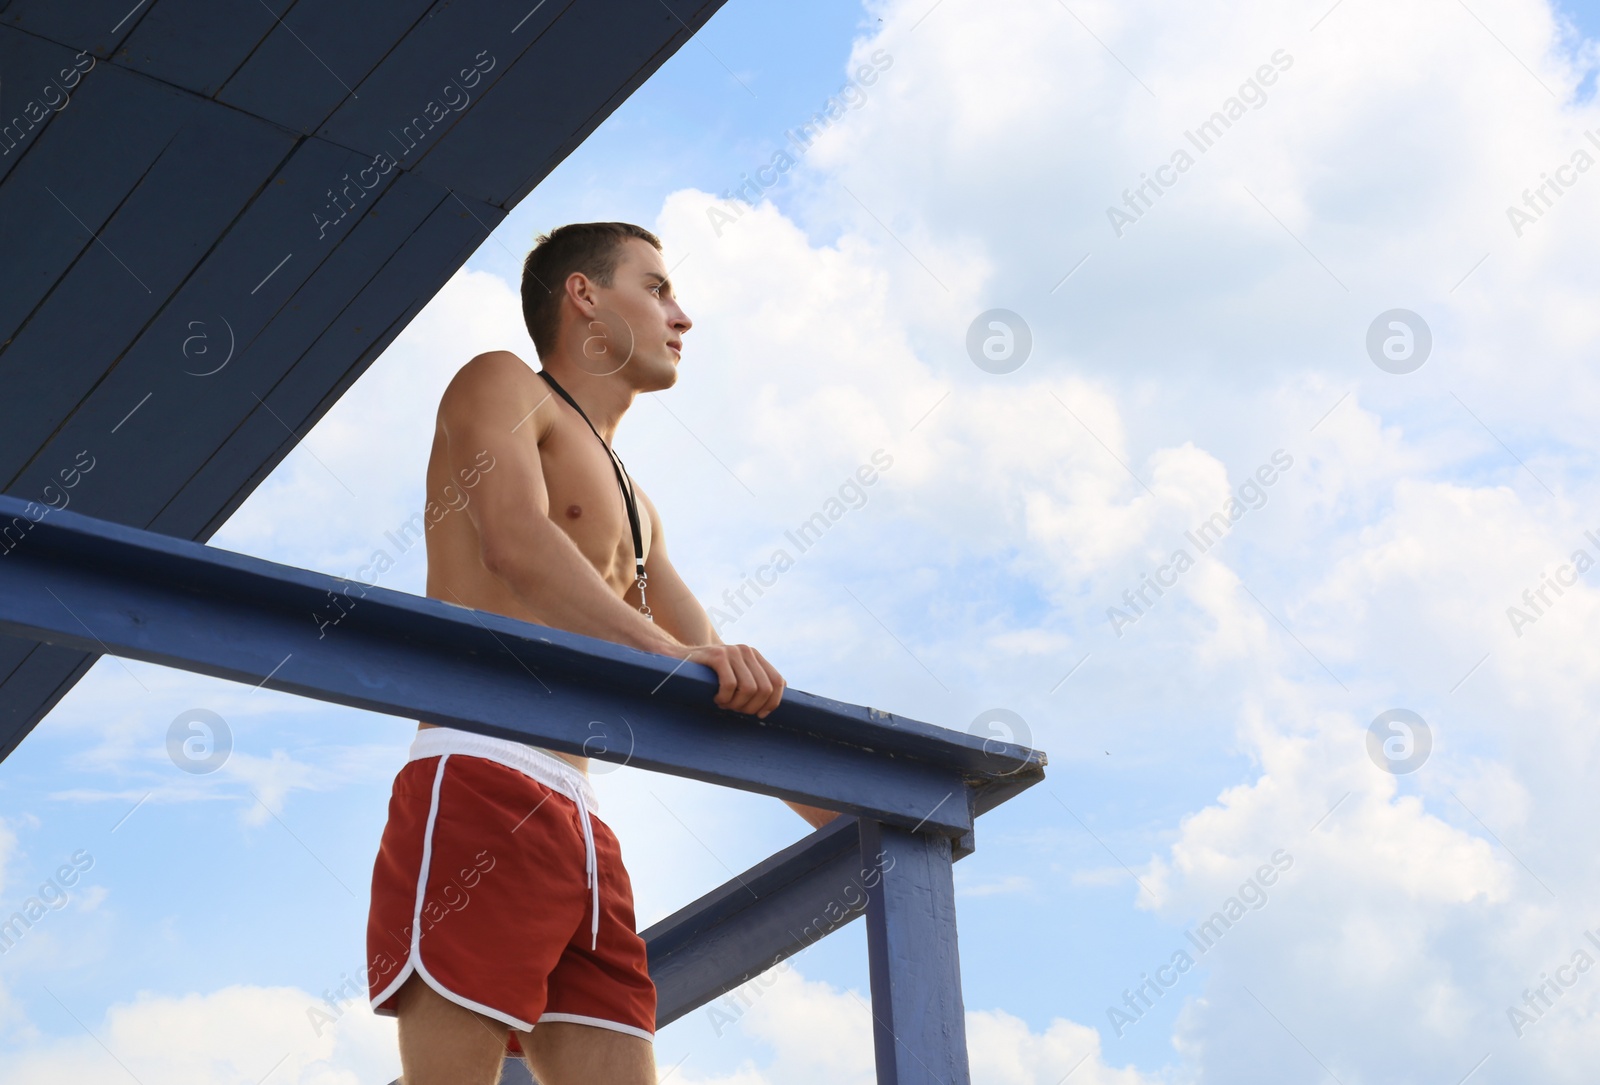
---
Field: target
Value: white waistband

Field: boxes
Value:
[407,727,599,816]
[409,726,603,950]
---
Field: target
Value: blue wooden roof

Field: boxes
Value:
[0,0,728,759]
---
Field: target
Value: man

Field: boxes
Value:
[364,222,837,1085]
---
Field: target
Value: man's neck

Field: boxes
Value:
[540,360,634,443]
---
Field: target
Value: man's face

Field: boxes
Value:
[583,238,691,393]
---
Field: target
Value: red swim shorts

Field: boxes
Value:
[366,727,656,1047]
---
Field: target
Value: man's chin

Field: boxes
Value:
[640,359,680,392]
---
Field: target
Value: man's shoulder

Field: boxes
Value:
[451,349,536,389]
[435,351,546,437]
[439,350,537,410]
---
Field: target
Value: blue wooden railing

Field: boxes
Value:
[0,493,1046,1084]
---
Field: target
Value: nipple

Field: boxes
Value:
[565,504,583,519]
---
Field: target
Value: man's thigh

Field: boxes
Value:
[516,1020,655,1085]
[394,972,514,1085]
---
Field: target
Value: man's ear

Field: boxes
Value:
[565,270,598,318]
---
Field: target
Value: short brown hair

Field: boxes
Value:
[521,222,662,360]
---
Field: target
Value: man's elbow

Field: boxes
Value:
[475,509,541,576]
[477,537,503,577]
[477,535,521,582]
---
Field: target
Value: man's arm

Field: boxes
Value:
[441,352,684,656]
[441,352,786,718]
[638,489,838,830]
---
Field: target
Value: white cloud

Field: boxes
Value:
[0,984,398,1085]
[674,966,1164,1085]
[74,884,108,913]
[0,817,17,899]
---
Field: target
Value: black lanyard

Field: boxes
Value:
[536,369,650,619]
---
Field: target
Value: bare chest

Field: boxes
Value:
[539,423,651,591]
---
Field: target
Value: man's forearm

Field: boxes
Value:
[646,580,719,647]
[486,519,685,656]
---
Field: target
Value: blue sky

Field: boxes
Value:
[6,0,1600,1082]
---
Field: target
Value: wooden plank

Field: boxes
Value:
[0,641,94,760]
[0,24,96,188]
[0,49,182,345]
[218,0,437,136]
[0,0,151,58]
[860,820,972,1085]
[116,0,279,98]
[0,493,1026,832]
[314,0,573,205]
[407,0,709,206]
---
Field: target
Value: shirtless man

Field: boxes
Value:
[365,222,837,1084]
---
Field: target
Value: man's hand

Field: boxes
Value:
[680,642,785,719]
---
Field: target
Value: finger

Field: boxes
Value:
[741,645,776,715]
[725,646,764,714]
[724,647,760,714]
[692,647,737,707]
[750,648,785,718]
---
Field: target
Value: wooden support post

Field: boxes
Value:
[859,820,971,1085]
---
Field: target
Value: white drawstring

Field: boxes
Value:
[570,787,600,950]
